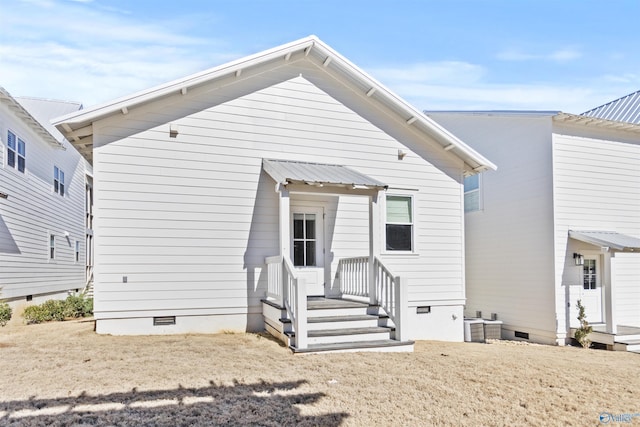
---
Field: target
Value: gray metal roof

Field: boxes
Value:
[582,90,640,124]
[16,97,82,142]
[262,159,387,190]
[0,87,65,149]
[569,230,640,252]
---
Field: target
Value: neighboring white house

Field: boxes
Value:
[427,110,640,350]
[53,36,496,351]
[0,87,92,306]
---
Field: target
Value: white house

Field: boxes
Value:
[53,36,495,352]
[427,110,640,351]
[0,87,92,307]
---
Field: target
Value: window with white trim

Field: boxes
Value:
[463,174,480,212]
[293,213,317,266]
[7,130,26,173]
[583,259,597,290]
[54,166,65,196]
[49,234,55,260]
[385,195,413,252]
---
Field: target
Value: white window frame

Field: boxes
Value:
[6,129,26,174]
[383,193,415,254]
[463,173,482,213]
[49,233,56,261]
[54,165,65,196]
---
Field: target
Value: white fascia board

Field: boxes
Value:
[52,35,496,171]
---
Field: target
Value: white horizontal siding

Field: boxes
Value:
[93,76,465,323]
[614,253,640,327]
[0,103,87,299]
[427,113,558,338]
[553,129,640,334]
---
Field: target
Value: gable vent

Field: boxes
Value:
[153,316,176,326]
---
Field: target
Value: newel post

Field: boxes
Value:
[295,277,308,349]
[394,276,409,342]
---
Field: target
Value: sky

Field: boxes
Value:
[1,0,640,113]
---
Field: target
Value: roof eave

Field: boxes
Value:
[53,35,496,172]
[0,87,66,150]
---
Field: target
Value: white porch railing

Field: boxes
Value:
[265,255,308,349]
[336,256,369,298]
[337,256,408,342]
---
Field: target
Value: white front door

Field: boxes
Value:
[580,256,603,323]
[291,206,325,296]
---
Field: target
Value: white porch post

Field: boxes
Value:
[604,251,617,335]
[368,190,382,305]
[279,186,290,258]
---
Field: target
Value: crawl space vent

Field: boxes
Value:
[153,316,176,326]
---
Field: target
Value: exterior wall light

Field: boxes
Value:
[573,253,584,266]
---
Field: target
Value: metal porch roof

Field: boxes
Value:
[569,230,640,252]
[262,159,387,190]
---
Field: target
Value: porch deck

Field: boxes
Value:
[570,324,640,352]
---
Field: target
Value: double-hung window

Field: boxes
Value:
[463,174,480,212]
[54,166,65,196]
[385,195,413,252]
[7,131,26,173]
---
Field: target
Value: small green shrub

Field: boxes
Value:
[23,304,49,324]
[0,302,12,327]
[23,295,94,324]
[575,299,593,349]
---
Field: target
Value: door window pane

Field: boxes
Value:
[305,241,316,266]
[293,240,305,266]
[583,259,596,290]
[305,215,315,239]
[293,214,304,239]
[292,212,317,266]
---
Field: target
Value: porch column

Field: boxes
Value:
[604,251,617,334]
[368,190,382,305]
[279,186,290,258]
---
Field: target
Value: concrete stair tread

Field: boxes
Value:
[308,314,379,323]
[291,339,414,354]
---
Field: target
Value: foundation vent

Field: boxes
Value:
[153,316,176,326]
[514,331,529,340]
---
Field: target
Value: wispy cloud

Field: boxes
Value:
[368,60,639,113]
[3,0,239,106]
[496,47,582,63]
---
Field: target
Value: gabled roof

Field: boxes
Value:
[53,36,496,172]
[16,97,82,143]
[0,86,65,149]
[582,90,640,124]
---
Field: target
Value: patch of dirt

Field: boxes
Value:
[1,320,639,426]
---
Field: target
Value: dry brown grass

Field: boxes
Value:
[1,319,639,426]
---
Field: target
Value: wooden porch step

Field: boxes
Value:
[308,314,380,323]
[287,326,394,345]
[292,339,414,354]
[613,339,640,353]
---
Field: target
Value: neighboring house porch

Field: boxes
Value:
[567,230,640,353]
